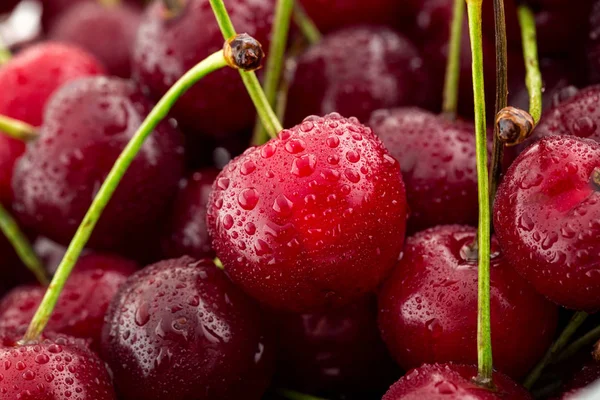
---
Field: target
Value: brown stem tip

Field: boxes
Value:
[496,106,535,147]
[224,33,265,72]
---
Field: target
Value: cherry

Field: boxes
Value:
[558,360,600,399]
[48,1,142,78]
[382,363,532,399]
[40,0,142,31]
[161,169,218,260]
[286,26,431,126]
[12,76,185,254]
[207,113,407,312]
[378,225,558,379]
[0,43,104,204]
[0,332,116,399]
[0,253,138,350]
[368,108,478,232]
[132,0,275,137]
[275,296,398,397]
[101,256,274,400]
[494,135,600,311]
[589,1,600,83]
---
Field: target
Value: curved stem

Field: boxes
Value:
[442,0,465,118]
[21,50,228,343]
[488,0,508,211]
[0,204,47,285]
[517,4,542,124]
[252,0,294,145]
[276,389,328,400]
[523,311,588,389]
[292,1,321,45]
[209,0,283,138]
[0,114,38,141]
[466,0,492,387]
[556,324,600,364]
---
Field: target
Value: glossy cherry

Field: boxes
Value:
[378,225,558,379]
[275,296,398,397]
[382,363,532,400]
[12,76,185,254]
[494,136,600,311]
[101,256,274,400]
[133,0,275,137]
[0,332,116,399]
[207,113,407,312]
[161,169,218,260]
[0,43,104,204]
[286,26,431,126]
[0,253,138,350]
[48,1,142,78]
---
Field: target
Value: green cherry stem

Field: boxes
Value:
[292,1,321,45]
[276,389,329,400]
[441,0,465,118]
[555,323,600,364]
[517,4,542,124]
[0,204,48,285]
[0,114,39,141]
[466,0,493,387]
[0,37,11,65]
[22,49,230,343]
[209,0,283,138]
[252,0,294,145]
[523,311,589,390]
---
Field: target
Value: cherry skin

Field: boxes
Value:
[378,225,558,379]
[133,0,275,137]
[48,1,142,78]
[39,0,142,31]
[0,43,104,204]
[589,1,600,83]
[275,296,398,397]
[12,76,185,254]
[286,26,431,126]
[207,113,408,312]
[0,253,138,350]
[382,363,532,400]
[0,333,117,399]
[101,256,274,400]
[368,108,478,233]
[494,135,600,311]
[160,169,218,260]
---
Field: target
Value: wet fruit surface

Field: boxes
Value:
[12,76,185,254]
[494,136,600,311]
[378,225,558,379]
[101,257,274,400]
[207,114,407,312]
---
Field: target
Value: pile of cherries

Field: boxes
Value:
[0,0,600,399]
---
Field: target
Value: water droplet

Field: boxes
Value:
[321,169,341,182]
[344,169,360,183]
[278,129,292,140]
[572,117,597,138]
[346,150,360,163]
[291,154,317,177]
[273,194,294,216]
[254,239,272,256]
[326,136,340,148]
[240,160,256,176]
[217,177,230,190]
[435,381,457,394]
[260,143,276,158]
[34,354,49,365]
[244,222,256,235]
[284,139,306,154]
[223,214,234,230]
[300,121,314,132]
[238,188,259,210]
[517,214,534,231]
[135,302,150,326]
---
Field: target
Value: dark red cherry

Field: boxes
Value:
[378,225,558,379]
[0,43,104,204]
[207,114,408,312]
[161,169,218,260]
[275,296,398,397]
[286,26,431,126]
[382,363,532,400]
[48,2,142,78]
[12,76,185,254]
[40,0,142,31]
[0,253,138,350]
[589,1,600,83]
[132,0,275,137]
[369,108,478,232]
[494,136,600,311]
[0,332,116,399]
[101,256,274,400]
[558,360,600,399]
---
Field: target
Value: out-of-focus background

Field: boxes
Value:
[0,1,41,47]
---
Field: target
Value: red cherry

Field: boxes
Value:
[378,225,558,379]
[101,257,274,400]
[132,0,275,137]
[207,114,408,312]
[12,76,185,254]
[369,108,478,232]
[0,253,138,350]
[382,363,532,400]
[40,0,142,31]
[161,169,218,260]
[286,26,431,125]
[0,333,116,399]
[48,1,142,78]
[494,136,600,311]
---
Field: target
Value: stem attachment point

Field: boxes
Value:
[496,107,534,146]
[224,33,265,72]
